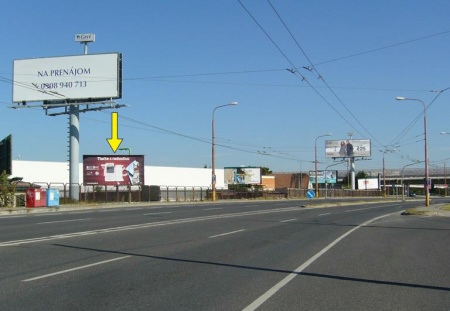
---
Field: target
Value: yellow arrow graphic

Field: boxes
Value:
[106,112,123,153]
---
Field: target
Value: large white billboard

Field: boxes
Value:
[325,139,371,158]
[13,53,122,102]
[224,167,261,185]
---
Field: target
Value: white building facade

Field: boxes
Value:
[12,160,224,188]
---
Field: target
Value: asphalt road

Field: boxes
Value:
[0,199,449,310]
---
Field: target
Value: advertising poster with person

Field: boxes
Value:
[325,139,371,158]
[83,155,144,186]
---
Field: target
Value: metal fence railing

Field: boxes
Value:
[9,183,384,207]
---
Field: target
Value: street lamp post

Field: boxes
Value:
[401,161,423,201]
[315,133,332,198]
[119,147,131,155]
[396,96,430,206]
[440,133,450,196]
[381,148,396,197]
[443,157,450,196]
[212,102,238,202]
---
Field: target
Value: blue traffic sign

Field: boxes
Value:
[306,189,315,199]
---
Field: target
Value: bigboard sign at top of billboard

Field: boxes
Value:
[325,139,371,158]
[13,53,122,103]
[83,155,144,186]
[224,167,261,185]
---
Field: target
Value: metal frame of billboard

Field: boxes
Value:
[224,167,262,185]
[13,53,122,103]
[83,155,145,186]
[325,139,371,158]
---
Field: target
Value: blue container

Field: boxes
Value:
[46,189,60,207]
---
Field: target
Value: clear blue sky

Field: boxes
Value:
[1,0,450,175]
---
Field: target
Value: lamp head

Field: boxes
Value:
[395,96,406,101]
[230,101,238,106]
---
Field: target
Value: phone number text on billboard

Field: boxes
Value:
[13,53,122,103]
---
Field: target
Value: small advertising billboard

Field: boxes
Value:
[309,170,338,184]
[224,167,261,185]
[325,139,371,158]
[357,178,379,190]
[83,155,144,186]
[13,53,122,103]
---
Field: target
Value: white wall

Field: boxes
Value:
[11,160,225,188]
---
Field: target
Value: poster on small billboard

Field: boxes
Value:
[83,155,144,186]
[224,167,261,185]
[309,170,337,184]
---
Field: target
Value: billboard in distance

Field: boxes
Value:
[325,139,371,158]
[83,155,144,186]
[357,178,379,190]
[224,167,261,185]
[13,53,122,103]
[309,170,337,184]
[0,135,12,175]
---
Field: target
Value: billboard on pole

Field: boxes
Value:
[357,178,379,190]
[309,170,337,184]
[13,53,122,103]
[325,139,371,158]
[224,167,261,185]
[83,155,144,186]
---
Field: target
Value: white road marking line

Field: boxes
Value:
[68,211,93,214]
[143,212,172,216]
[243,212,397,311]
[318,213,331,216]
[22,256,131,282]
[0,206,302,247]
[203,208,223,211]
[37,218,90,225]
[126,208,144,211]
[34,213,63,217]
[280,219,297,223]
[345,206,380,212]
[208,229,245,239]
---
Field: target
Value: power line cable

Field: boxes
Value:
[268,0,384,147]
[238,0,363,139]
[314,30,450,66]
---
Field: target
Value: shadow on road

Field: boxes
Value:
[53,243,450,292]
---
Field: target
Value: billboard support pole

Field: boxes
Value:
[69,36,91,201]
[68,105,80,201]
[350,157,356,190]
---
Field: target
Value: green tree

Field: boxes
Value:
[356,170,369,179]
[0,171,15,207]
[261,167,272,175]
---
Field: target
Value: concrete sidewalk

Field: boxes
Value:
[403,204,450,217]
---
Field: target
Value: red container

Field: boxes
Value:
[26,188,47,208]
